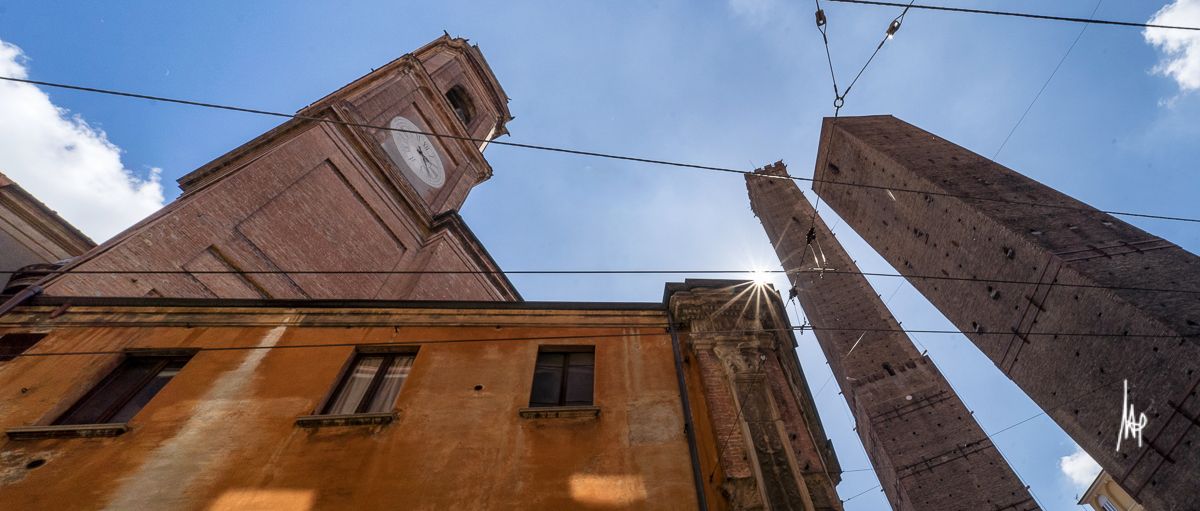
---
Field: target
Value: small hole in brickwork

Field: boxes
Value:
[25,459,45,470]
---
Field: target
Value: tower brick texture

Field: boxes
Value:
[747,162,1037,511]
[38,35,518,302]
[810,115,1200,511]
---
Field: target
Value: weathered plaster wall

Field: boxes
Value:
[0,305,695,510]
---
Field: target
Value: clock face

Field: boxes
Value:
[387,116,445,188]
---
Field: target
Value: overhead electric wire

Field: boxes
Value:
[841,0,915,100]
[828,0,1200,31]
[20,267,1200,296]
[3,330,670,358]
[1,75,1197,224]
[994,0,1103,159]
[806,11,924,499]
[806,0,911,243]
[813,0,841,99]
[4,322,1191,360]
[842,483,882,503]
[796,325,1191,339]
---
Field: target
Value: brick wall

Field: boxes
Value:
[811,115,1200,510]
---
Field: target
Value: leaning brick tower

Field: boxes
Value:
[748,161,1036,510]
[808,115,1200,511]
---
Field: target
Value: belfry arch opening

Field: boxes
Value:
[445,85,475,126]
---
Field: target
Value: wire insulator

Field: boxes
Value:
[816,9,827,27]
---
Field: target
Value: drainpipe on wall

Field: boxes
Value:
[668,308,709,511]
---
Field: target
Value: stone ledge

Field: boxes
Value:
[295,412,396,428]
[518,405,600,419]
[6,423,128,439]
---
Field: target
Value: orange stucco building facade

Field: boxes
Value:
[1,282,841,510]
[1,300,687,509]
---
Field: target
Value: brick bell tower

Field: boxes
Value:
[747,162,1036,510]
[37,34,520,301]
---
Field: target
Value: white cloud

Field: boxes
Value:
[1059,444,1102,491]
[1144,0,1200,93]
[0,39,165,243]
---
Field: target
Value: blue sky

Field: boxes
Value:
[2,1,1198,509]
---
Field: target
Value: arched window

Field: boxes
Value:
[445,85,475,126]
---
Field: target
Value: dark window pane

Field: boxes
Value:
[529,349,594,407]
[0,333,46,362]
[564,363,594,406]
[536,353,566,366]
[567,352,594,367]
[530,353,565,407]
[109,360,186,423]
[57,357,188,425]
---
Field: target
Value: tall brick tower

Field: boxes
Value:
[810,115,1200,511]
[747,162,1036,510]
[34,35,519,302]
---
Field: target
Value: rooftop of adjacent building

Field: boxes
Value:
[0,170,95,254]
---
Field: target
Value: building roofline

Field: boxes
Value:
[26,294,662,312]
[661,278,759,304]
[431,210,522,301]
[1077,470,1106,505]
[0,171,95,252]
